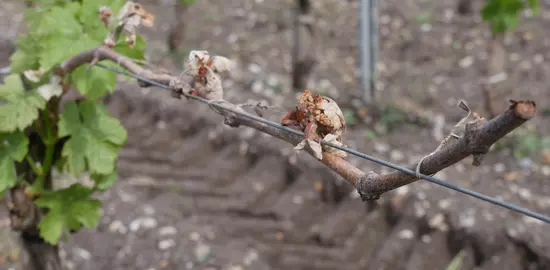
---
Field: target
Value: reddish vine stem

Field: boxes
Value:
[60,46,536,200]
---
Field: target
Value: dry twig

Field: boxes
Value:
[59,45,536,200]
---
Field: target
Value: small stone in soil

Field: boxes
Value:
[292,195,304,204]
[518,158,533,169]
[243,249,259,265]
[74,247,91,260]
[189,232,201,241]
[390,150,404,162]
[143,204,156,215]
[493,163,505,173]
[398,229,414,239]
[459,56,473,68]
[129,217,158,232]
[373,142,389,153]
[158,226,177,236]
[109,220,128,234]
[194,243,211,262]
[158,239,176,250]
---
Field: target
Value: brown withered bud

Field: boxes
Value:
[98,6,113,27]
[282,89,347,160]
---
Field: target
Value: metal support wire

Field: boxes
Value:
[359,0,378,104]
[94,62,550,224]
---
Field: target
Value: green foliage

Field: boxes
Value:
[114,35,147,61]
[9,36,41,73]
[2,0,147,245]
[10,0,140,78]
[513,133,550,159]
[415,11,432,25]
[376,104,409,133]
[35,183,102,244]
[58,101,127,176]
[71,63,117,99]
[342,108,356,126]
[481,0,539,33]
[78,0,126,41]
[364,129,377,140]
[494,126,550,159]
[178,0,197,4]
[91,171,118,191]
[446,250,465,270]
[0,74,46,132]
[0,132,29,193]
[30,4,98,71]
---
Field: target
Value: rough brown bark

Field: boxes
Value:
[8,132,65,270]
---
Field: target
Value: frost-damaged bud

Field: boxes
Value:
[180,50,234,101]
[108,1,155,48]
[281,89,347,160]
[98,6,113,27]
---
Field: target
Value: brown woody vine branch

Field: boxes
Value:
[60,45,536,201]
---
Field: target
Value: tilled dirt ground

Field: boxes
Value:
[1,0,550,269]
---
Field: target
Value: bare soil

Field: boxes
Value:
[1,0,550,269]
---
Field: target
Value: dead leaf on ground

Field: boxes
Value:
[503,171,519,182]
[542,148,550,164]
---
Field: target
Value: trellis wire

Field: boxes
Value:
[359,0,378,104]
[95,62,550,224]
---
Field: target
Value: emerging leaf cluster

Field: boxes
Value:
[481,0,539,33]
[11,0,146,98]
[35,184,102,244]
[58,101,127,179]
[1,0,145,244]
[0,75,46,133]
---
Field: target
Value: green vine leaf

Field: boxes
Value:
[79,0,127,42]
[0,132,29,194]
[35,183,102,244]
[527,0,540,15]
[92,171,118,191]
[114,35,147,61]
[40,35,98,72]
[71,62,117,99]
[58,101,127,176]
[0,74,46,132]
[481,0,539,33]
[9,35,41,73]
[446,250,465,270]
[25,4,98,71]
[27,0,72,10]
[14,0,149,74]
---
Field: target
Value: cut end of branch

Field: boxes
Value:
[509,99,536,120]
[355,171,383,201]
